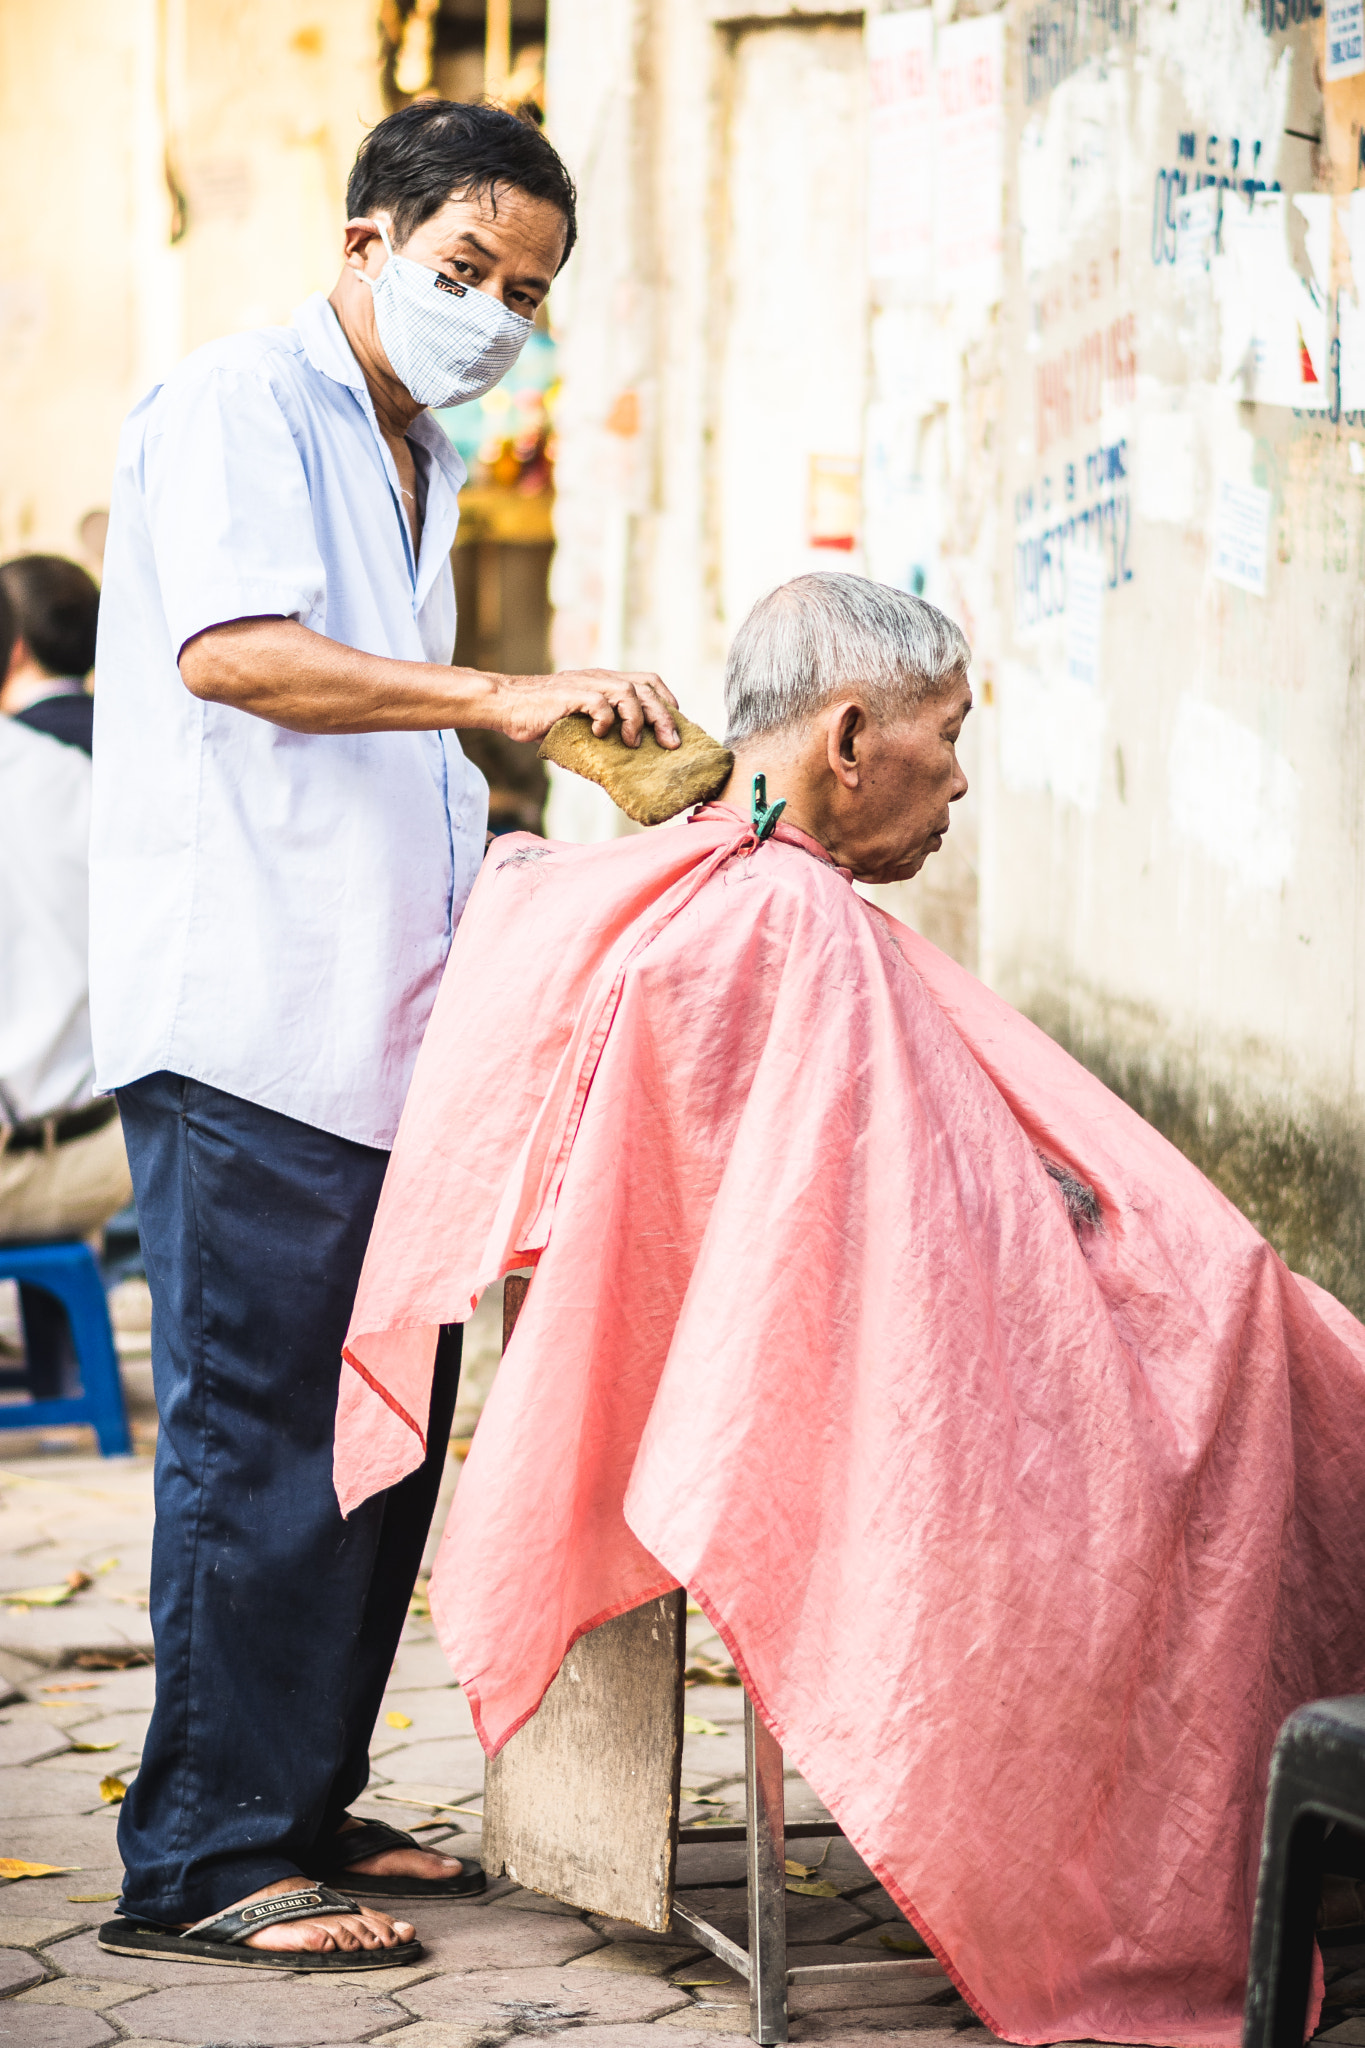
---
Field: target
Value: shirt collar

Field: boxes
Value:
[289,292,466,492]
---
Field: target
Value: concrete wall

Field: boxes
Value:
[546,0,1365,1310]
[0,0,382,566]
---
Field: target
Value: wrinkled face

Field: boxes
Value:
[842,672,972,885]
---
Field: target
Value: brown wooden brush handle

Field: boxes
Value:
[502,1272,531,1352]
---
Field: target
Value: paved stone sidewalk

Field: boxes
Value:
[1,1293,1363,2048]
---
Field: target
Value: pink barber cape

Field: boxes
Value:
[338,804,1365,2048]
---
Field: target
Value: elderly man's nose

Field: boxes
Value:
[951,767,968,801]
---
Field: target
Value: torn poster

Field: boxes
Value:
[867,8,935,289]
[934,14,1004,308]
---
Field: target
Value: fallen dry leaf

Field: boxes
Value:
[66,1570,93,1592]
[41,1681,100,1694]
[2,1583,76,1608]
[0,1859,73,1880]
[384,1711,413,1730]
[785,1858,816,1878]
[682,1715,726,1737]
[69,1741,119,1754]
[879,1928,931,1955]
[67,1890,120,1903]
[785,1878,840,1898]
[94,1559,119,1575]
[98,1775,126,1804]
[407,1579,431,1620]
[673,1974,730,1986]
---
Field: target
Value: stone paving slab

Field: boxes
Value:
[0,1914,90,1943]
[788,2014,984,2040]
[0,2007,118,2046]
[0,1814,126,1872]
[569,1942,700,1976]
[657,2005,750,2034]
[111,1975,411,2041]
[0,1719,70,1765]
[681,1732,748,1783]
[672,1887,873,1945]
[16,1971,151,2007]
[397,1959,696,2029]
[0,1944,44,1991]
[0,1762,115,1818]
[39,1745,143,1779]
[372,1735,493,1779]
[391,1901,604,1972]
[370,2024,515,2048]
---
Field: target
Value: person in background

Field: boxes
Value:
[0,576,132,1389]
[0,554,101,755]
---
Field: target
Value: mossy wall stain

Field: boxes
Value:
[1033,1005,1365,1321]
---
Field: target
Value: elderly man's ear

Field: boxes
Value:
[827,702,869,788]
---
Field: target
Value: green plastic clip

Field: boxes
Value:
[751,773,787,844]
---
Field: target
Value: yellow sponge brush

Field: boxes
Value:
[537,709,733,827]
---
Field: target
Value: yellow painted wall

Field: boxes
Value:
[0,0,383,565]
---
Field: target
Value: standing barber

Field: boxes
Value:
[90,101,676,1970]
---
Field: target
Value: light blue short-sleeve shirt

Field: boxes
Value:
[89,292,489,1149]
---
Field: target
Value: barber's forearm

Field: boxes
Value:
[178,617,679,746]
[179,618,503,735]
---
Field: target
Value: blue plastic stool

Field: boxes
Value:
[0,1241,132,1456]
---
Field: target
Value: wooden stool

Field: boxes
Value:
[480,1277,929,2044]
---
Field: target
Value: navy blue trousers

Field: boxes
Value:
[114,1072,460,1923]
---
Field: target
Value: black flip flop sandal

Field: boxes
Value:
[97,1882,424,1969]
[320,1817,487,1899]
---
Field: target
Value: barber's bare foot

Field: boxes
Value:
[335,1814,465,1883]
[179,1876,414,1953]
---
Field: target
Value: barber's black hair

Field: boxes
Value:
[0,554,99,679]
[347,101,577,268]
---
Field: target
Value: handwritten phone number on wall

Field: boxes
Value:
[1014,443,1133,627]
[1151,135,1276,265]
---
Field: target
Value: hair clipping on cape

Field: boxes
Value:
[751,773,787,844]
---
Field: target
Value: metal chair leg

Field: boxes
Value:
[746,1693,788,2044]
[1245,1700,1365,2048]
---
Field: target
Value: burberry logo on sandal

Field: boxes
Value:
[241,1894,315,1922]
[433,274,467,296]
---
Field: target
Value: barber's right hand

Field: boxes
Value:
[493,669,680,750]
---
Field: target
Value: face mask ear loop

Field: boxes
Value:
[374,219,396,263]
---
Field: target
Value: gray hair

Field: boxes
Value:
[722,572,971,746]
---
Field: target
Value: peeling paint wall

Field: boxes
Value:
[548,0,1365,1303]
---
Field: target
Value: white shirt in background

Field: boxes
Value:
[0,717,96,1123]
[89,292,488,1150]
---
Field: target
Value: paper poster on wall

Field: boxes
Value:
[1339,190,1365,411]
[808,455,861,551]
[1064,551,1105,688]
[1217,192,1331,412]
[1212,479,1271,597]
[1326,0,1365,80]
[867,9,935,288]
[934,14,1005,307]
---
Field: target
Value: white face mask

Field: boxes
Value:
[362,220,533,410]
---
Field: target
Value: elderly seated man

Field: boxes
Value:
[337,572,1365,2048]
